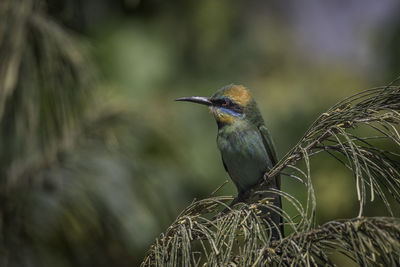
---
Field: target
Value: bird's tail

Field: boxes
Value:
[247,176,284,240]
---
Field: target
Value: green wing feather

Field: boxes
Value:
[258,124,284,237]
[258,124,280,188]
[258,125,278,166]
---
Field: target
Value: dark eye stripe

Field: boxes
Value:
[213,99,226,105]
[230,103,243,113]
[212,98,243,113]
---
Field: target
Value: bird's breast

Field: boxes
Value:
[217,123,272,192]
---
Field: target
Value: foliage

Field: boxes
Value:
[141,85,400,266]
[0,1,130,266]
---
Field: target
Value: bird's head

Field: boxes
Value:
[176,84,261,126]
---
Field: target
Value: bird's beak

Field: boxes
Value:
[175,96,212,106]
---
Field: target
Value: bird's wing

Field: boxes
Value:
[258,124,280,188]
[259,124,284,237]
[258,125,278,166]
[221,156,229,173]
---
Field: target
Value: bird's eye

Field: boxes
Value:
[222,99,229,107]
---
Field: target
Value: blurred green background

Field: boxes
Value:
[1,0,400,266]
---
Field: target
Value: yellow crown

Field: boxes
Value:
[223,85,252,107]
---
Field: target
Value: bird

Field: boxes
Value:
[176,84,283,239]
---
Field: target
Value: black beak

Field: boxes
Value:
[175,96,212,106]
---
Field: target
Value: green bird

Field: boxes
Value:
[176,84,283,239]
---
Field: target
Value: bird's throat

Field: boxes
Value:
[210,107,242,125]
[217,114,236,124]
